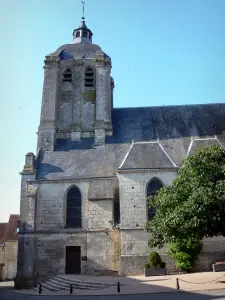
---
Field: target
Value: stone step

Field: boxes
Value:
[48,278,70,288]
[48,278,100,290]
[57,277,113,290]
[41,282,63,292]
[43,280,69,291]
[57,275,109,287]
[36,274,119,293]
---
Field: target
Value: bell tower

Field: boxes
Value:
[37,6,114,151]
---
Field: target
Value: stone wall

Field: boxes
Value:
[118,170,177,229]
[88,200,113,229]
[18,165,225,282]
[36,181,89,231]
[4,241,18,280]
[119,234,225,275]
[119,229,172,275]
[36,232,87,280]
[118,170,177,275]
[33,180,117,280]
[56,60,97,133]
[118,170,225,275]
[35,228,119,281]
[40,57,113,143]
[193,237,225,272]
[87,231,115,274]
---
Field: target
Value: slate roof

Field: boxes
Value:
[77,20,88,30]
[188,138,222,157]
[110,103,225,142]
[48,43,110,60]
[120,142,176,169]
[36,103,225,181]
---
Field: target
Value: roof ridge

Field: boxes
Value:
[112,102,225,110]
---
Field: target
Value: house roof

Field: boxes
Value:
[36,103,225,182]
[5,214,20,241]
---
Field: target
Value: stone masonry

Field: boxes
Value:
[16,13,225,288]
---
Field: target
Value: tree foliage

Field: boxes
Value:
[146,145,225,249]
[168,238,203,270]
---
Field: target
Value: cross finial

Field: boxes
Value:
[81,1,85,20]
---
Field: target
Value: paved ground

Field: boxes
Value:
[10,272,225,296]
[1,271,225,299]
[2,288,225,299]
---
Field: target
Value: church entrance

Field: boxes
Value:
[65,246,81,274]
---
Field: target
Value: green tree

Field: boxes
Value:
[146,145,225,249]
[168,238,203,271]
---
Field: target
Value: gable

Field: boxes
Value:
[119,142,176,169]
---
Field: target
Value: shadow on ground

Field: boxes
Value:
[1,275,225,299]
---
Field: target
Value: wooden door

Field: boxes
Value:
[65,246,81,274]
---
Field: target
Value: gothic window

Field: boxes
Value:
[82,31,88,38]
[66,186,81,228]
[63,69,72,83]
[84,67,94,88]
[76,31,80,38]
[147,178,163,221]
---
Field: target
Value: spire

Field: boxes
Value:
[82,1,85,20]
[72,1,93,44]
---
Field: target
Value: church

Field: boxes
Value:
[16,14,225,287]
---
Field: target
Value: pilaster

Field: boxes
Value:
[38,56,59,151]
[16,154,37,288]
[95,59,112,145]
[70,60,84,141]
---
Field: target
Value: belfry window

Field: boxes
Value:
[76,31,80,38]
[82,31,88,38]
[63,69,72,83]
[147,178,163,221]
[84,67,94,88]
[66,186,81,228]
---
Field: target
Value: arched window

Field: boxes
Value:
[82,31,88,38]
[76,31,80,38]
[63,69,72,83]
[84,67,94,88]
[147,178,163,221]
[66,186,81,228]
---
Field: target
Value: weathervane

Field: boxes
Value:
[81,1,85,20]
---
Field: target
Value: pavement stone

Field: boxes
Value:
[9,271,225,296]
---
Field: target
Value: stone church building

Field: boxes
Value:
[16,16,225,287]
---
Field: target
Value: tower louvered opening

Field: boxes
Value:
[63,69,72,83]
[84,67,94,87]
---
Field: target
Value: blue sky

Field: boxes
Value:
[0,0,225,221]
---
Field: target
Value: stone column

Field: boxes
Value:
[37,57,59,151]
